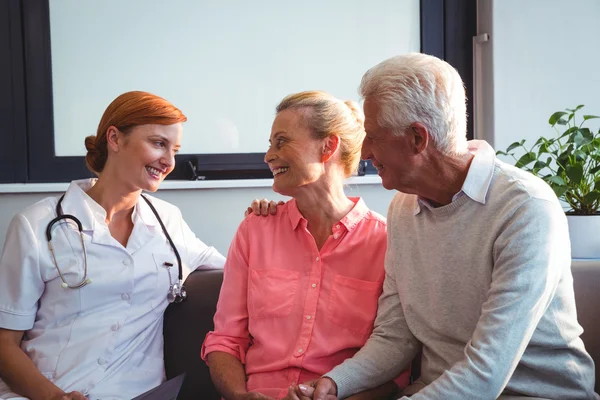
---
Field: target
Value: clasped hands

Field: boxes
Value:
[237,377,337,400]
[282,377,338,400]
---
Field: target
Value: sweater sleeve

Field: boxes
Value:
[402,197,570,400]
[325,195,420,399]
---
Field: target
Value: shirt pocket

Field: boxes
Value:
[248,268,300,319]
[328,275,382,336]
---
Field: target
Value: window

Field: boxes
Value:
[0,0,475,183]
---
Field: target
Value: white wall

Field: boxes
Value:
[0,184,396,257]
[475,0,600,153]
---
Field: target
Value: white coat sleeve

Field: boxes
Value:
[0,214,44,330]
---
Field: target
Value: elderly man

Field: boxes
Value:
[282,53,597,400]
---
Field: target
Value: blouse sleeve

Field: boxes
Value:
[201,218,251,364]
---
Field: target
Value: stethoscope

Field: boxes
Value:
[45,194,187,303]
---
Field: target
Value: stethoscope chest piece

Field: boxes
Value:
[167,282,187,303]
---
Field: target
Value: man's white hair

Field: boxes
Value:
[359,53,468,155]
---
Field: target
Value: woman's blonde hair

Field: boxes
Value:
[276,90,365,177]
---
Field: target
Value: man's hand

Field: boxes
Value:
[311,377,338,400]
[245,199,284,217]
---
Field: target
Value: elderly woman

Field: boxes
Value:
[0,91,225,400]
[202,91,409,400]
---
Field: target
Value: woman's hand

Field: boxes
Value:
[281,385,312,400]
[245,199,284,217]
[281,381,337,400]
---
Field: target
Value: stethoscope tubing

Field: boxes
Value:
[46,193,186,301]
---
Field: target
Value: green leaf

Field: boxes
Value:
[505,141,522,152]
[559,126,580,139]
[566,164,584,184]
[549,112,568,126]
[582,191,600,205]
[591,165,600,175]
[533,161,547,169]
[496,150,508,156]
[515,152,536,168]
[556,118,568,125]
[547,175,566,186]
[553,185,568,198]
[566,105,585,112]
[583,115,600,121]
[574,150,587,162]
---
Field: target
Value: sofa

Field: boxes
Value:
[163,263,600,399]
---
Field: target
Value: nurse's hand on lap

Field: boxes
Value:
[245,199,284,217]
[49,391,87,400]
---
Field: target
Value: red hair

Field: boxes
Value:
[84,91,187,174]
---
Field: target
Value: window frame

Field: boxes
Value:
[0,0,475,183]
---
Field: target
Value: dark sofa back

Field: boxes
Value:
[163,269,223,399]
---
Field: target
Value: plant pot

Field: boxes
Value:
[566,214,600,259]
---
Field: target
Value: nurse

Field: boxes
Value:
[0,91,225,399]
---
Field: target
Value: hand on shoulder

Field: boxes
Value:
[245,199,285,217]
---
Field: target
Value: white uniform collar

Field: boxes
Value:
[59,179,159,230]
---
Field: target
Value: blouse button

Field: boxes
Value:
[111,323,120,331]
[297,348,303,354]
[335,224,340,229]
[315,257,320,261]
[122,259,131,266]
[311,283,317,288]
[121,293,130,301]
[97,358,108,365]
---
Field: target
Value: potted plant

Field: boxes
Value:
[497,105,600,259]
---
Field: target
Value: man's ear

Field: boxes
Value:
[322,135,340,163]
[106,126,121,152]
[409,122,429,154]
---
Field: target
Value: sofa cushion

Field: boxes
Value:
[571,261,600,393]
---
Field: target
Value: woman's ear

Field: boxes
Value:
[322,135,340,163]
[106,126,121,152]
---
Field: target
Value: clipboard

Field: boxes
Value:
[132,373,186,400]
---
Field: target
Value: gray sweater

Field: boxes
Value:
[327,142,597,399]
